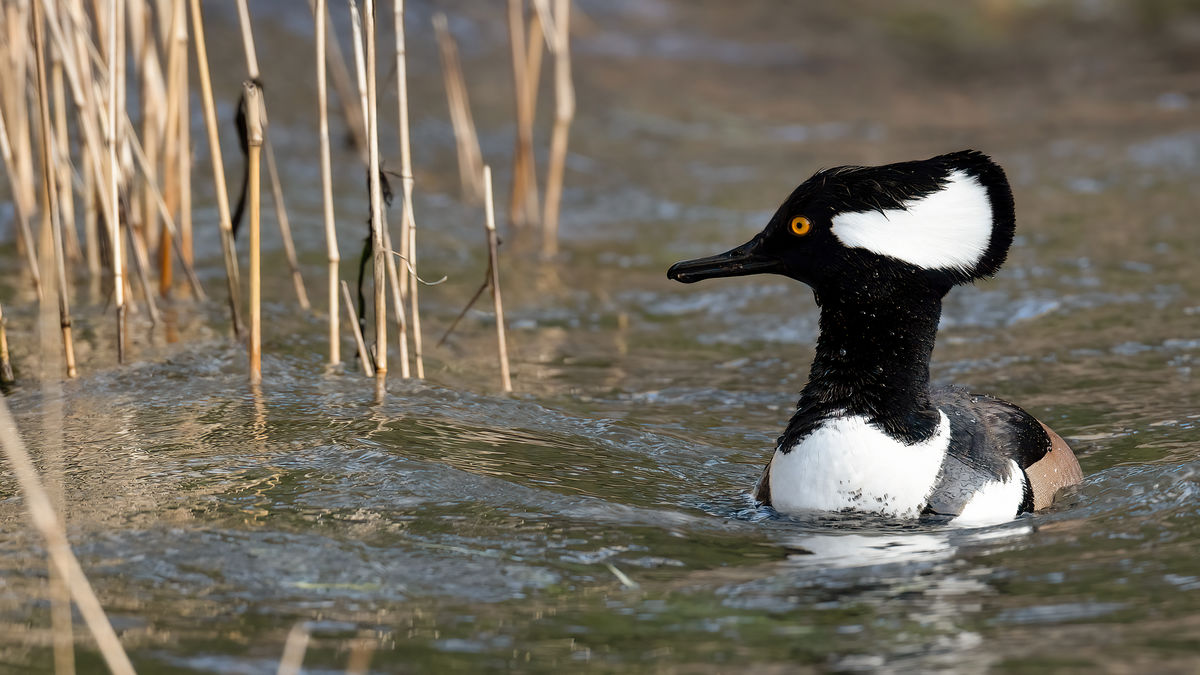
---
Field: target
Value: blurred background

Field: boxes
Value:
[2,0,1200,672]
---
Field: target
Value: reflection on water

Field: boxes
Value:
[3,0,1200,672]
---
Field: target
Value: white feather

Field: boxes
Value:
[952,460,1026,527]
[830,170,993,271]
[768,411,950,518]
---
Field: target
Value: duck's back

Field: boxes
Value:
[924,388,1082,522]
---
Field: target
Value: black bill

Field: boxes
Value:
[666,236,780,283]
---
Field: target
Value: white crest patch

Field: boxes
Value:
[952,460,1026,527]
[830,170,993,271]
[768,411,950,519]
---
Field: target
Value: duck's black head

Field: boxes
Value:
[667,150,1015,297]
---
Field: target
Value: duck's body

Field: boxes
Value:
[668,150,1082,525]
[759,388,1080,524]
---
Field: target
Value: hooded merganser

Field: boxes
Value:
[667,150,1082,525]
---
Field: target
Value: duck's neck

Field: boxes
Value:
[778,285,945,451]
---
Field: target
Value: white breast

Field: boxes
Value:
[768,411,951,519]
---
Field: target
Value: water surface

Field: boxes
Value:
[2,1,1200,672]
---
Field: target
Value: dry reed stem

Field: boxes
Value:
[307,0,369,163]
[483,166,512,392]
[32,1,78,377]
[432,13,484,204]
[394,0,424,379]
[541,0,573,258]
[342,280,374,376]
[349,2,369,135]
[346,2,413,377]
[234,0,260,78]
[0,303,13,384]
[348,0,389,373]
[51,48,83,265]
[382,218,411,378]
[264,150,312,310]
[234,0,311,312]
[125,214,163,326]
[523,8,543,206]
[35,255,75,672]
[190,0,244,337]
[362,0,388,377]
[345,636,376,674]
[121,112,206,299]
[137,0,166,274]
[506,0,538,228]
[161,23,179,297]
[52,0,118,292]
[33,208,76,671]
[108,0,128,362]
[174,0,192,269]
[315,0,340,366]
[276,622,310,675]
[5,2,37,231]
[162,0,184,228]
[0,93,43,301]
[122,115,206,300]
[0,397,136,675]
[245,81,263,385]
[63,0,103,283]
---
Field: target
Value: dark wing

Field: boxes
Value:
[923,388,1050,516]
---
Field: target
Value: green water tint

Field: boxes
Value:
[5,1,1200,672]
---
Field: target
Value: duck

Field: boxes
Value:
[667,150,1082,525]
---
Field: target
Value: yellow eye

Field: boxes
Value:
[790,216,812,236]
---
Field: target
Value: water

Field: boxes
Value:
[3,1,1200,672]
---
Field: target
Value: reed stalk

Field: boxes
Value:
[345,636,376,674]
[349,2,369,135]
[483,166,512,392]
[51,0,114,262]
[122,114,206,299]
[315,0,340,366]
[541,0,573,258]
[342,280,374,376]
[0,95,42,301]
[51,46,83,265]
[507,0,538,227]
[173,0,192,269]
[307,0,368,163]
[0,303,13,384]
[394,0,424,379]
[32,0,78,377]
[382,215,412,378]
[349,3,409,376]
[83,151,101,282]
[34,269,73,665]
[189,0,244,337]
[137,0,166,276]
[109,0,128,361]
[350,1,395,374]
[0,400,135,675]
[125,212,163,326]
[265,152,312,309]
[161,0,182,295]
[5,2,37,234]
[363,0,388,377]
[277,622,311,675]
[234,0,311,312]
[245,81,263,385]
[432,13,484,204]
[64,0,103,284]
[522,5,543,212]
